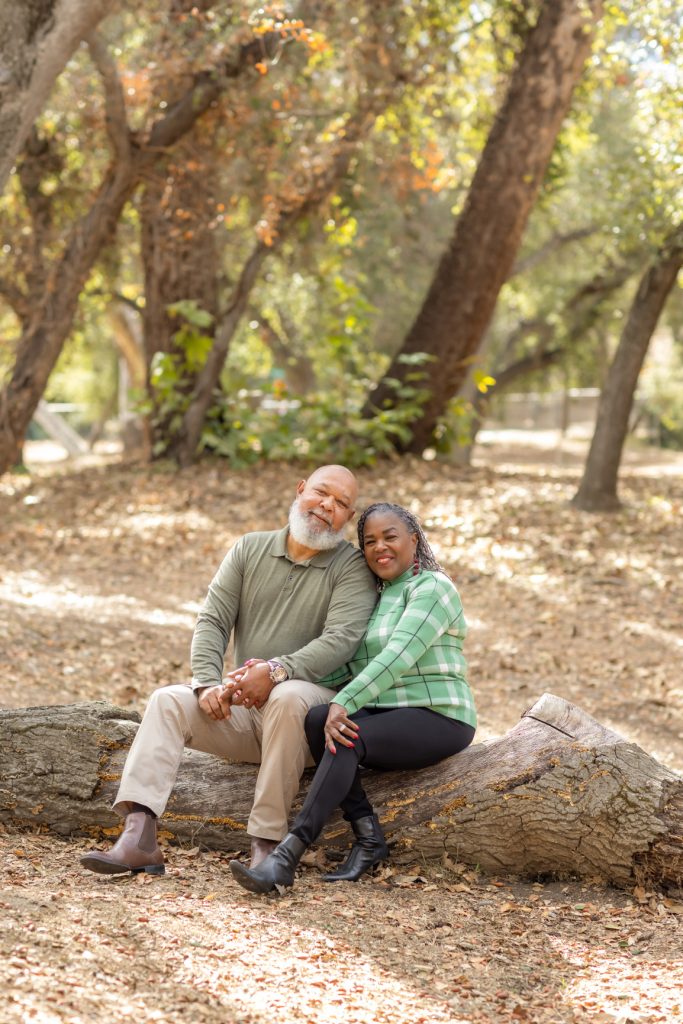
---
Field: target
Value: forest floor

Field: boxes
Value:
[1,431,682,1024]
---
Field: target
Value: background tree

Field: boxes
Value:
[572,224,683,510]
[362,0,604,453]
[0,12,297,474]
[1,0,681,476]
[0,0,114,192]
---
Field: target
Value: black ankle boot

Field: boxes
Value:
[229,834,307,894]
[322,814,389,882]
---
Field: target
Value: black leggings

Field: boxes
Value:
[290,704,475,846]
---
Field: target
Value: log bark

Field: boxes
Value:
[1,693,681,890]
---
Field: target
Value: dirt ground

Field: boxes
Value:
[1,432,682,1024]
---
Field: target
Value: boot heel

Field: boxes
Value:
[134,863,166,876]
[322,813,389,882]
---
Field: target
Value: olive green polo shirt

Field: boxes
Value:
[190,526,378,689]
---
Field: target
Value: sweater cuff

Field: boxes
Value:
[191,677,221,692]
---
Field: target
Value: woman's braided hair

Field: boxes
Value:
[357,502,443,574]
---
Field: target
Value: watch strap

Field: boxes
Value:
[267,659,289,684]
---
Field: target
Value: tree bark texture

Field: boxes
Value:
[0,31,288,477]
[0,0,114,193]
[139,133,220,453]
[363,0,603,453]
[140,146,219,374]
[572,226,683,511]
[1,693,680,890]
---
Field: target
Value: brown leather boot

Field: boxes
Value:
[80,811,165,875]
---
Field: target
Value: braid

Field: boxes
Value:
[357,502,442,573]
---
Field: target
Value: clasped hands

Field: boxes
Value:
[197,658,274,721]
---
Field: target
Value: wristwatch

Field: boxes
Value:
[267,660,289,684]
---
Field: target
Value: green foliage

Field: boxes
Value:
[201,354,433,468]
[141,301,215,455]
[45,289,117,428]
[2,0,681,466]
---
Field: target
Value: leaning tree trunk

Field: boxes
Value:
[572,226,683,511]
[1,693,681,890]
[363,0,603,453]
[0,0,114,193]
[0,32,289,477]
[0,158,137,475]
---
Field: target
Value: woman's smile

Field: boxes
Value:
[362,511,418,581]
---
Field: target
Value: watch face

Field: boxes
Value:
[270,662,288,683]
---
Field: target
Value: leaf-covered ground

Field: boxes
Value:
[1,434,682,1024]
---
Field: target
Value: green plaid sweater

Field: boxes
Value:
[322,567,476,727]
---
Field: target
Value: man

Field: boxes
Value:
[80,465,377,876]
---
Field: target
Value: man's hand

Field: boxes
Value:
[227,660,275,710]
[197,684,235,721]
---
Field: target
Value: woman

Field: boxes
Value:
[230,502,476,894]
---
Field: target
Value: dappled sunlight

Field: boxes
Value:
[0,571,199,630]
[551,934,682,1022]
[624,619,683,653]
[142,895,468,1024]
[104,509,218,539]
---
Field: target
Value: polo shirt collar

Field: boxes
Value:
[269,525,342,567]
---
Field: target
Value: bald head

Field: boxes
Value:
[289,465,358,552]
[303,465,358,509]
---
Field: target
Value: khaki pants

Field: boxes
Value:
[114,680,337,841]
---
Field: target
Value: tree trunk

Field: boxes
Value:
[0,158,137,475]
[363,0,603,453]
[0,32,289,477]
[1,693,680,890]
[140,153,219,373]
[0,0,114,193]
[572,226,683,511]
[139,135,220,453]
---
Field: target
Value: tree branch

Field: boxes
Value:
[145,33,285,152]
[87,33,131,164]
[0,277,30,324]
[511,225,597,277]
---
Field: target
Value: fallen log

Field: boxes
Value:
[1,693,681,889]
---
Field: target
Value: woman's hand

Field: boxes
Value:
[324,702,360,754]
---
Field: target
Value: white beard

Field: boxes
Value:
[288,500,346,551]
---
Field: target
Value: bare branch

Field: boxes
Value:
[87,33,131,164]
[0,277,30,324]
[511,226,598,277]
[145,32,285,152]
